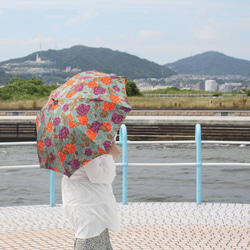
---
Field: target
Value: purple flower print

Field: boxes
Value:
[79,76,91,80]
[72,84,84,92]
[44,138,52,147]
[48,104,53,111]
[94,86,105,95]
[113,86,120,92]
[49,152,55,161]
[91,121,102,133]
[85,148,93,157]
[52,91,60,99]
[77,104,90,116]
[58,127,69,139]
[111,113,123,124]
[120,106,131,112]
[125,97,130,105]
[91,98,103,102]
[41,114,45,123]
[53,117,61,126]
[38,155,41,164]
[110,75,118,79]
[68,159,80,169]
[103,141,111,151]
[62,104,69,112]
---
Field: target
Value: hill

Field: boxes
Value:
[165,51,250,76]
[0,45,176,84]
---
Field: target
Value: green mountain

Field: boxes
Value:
[0,45,176,83]
[165,51,250,76]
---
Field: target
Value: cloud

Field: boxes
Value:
[25,35,53,45]
[65,9,98,26]
[191,18,222,43]
[0,9,3,16]
[138,30,162,42]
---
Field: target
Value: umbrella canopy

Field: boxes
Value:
[36,71,131,177]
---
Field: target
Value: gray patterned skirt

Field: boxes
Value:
[74,228,113,250]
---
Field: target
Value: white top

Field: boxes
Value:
[61,154,120,239]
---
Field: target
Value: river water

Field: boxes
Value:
[0,143,250,206]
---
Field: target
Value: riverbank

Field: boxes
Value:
[1,115,250,141]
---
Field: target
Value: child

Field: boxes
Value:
[61,141,121,250]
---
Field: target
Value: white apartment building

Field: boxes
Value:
[205,80,218,91]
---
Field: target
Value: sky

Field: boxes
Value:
[0,0,249,65]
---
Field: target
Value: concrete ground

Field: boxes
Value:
[0,202,249,250]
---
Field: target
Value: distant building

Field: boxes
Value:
[219,82,242,92]
[205,80,218,91]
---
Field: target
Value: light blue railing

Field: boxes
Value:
[1,124,250,206]
[118,123,203,205]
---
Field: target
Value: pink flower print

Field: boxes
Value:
[113,86,120,92]
[111,113,123,124]
[94,86,105,95]
[58,127,69,139]
[38,155,41,164]
[52,91,60,99]
[72,84,84,92]
[49,152,55,161]
[120,106,131,112]
[103,141,111,151]
[53,117,61,126]
[62,104,69,112]
[79,76,91,80]
[91,121,102,133]
[48,104,53,111]
[41,114,45,123]
[77,104,90,116]
[44,138,52,147]
[85,148,93,157]
[68,159,80,169]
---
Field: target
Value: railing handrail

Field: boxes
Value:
[1,125,249,206]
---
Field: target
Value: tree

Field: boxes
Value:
[126,80,141,96]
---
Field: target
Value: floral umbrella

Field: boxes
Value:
[36,71,131,177]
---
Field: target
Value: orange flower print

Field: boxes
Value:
[86,129,97,140]
[102,76,111,85]
[81,160,90,166]
[37,140,44,150]
[67,113,74,121]
[47,122,53,133]
[123,78,125,84]
[78,116,89,125]
[66,92,76,98]
[98,147,107,154]
[103,122,112,132]
[36,116,40,131]
[68,120,77,129]
[65,80,75,86]
[110,95,121,103]
[102,102,116,111]
[64,143,76,154]
[58,151,66,165]
[52,103,58,110]
[53,167,60,172]
[88,81,98,88]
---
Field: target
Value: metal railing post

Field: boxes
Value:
[195,124,202,204]
[50,170,55,207]
[119,124,128,205]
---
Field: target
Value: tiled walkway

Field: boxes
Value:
[0,202,249,249]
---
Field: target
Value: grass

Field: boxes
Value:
[0,96,250,110]
[128,96,250,109]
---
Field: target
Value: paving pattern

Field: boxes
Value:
[0,202,249,249]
